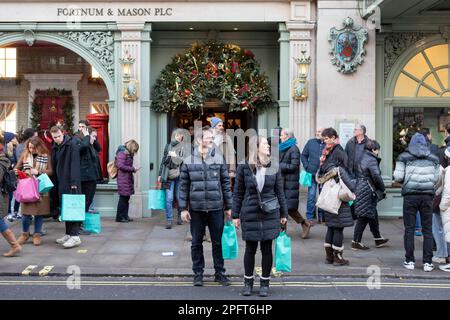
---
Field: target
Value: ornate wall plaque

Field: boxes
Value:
[328,17,368,74]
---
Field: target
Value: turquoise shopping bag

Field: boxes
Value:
[61,194,86,221]
[299,170,312,187]
[148,189,166,210]
[37,173,54,193]
[84,212,101,234]
[275,231,292,272]
[222,220,238,260]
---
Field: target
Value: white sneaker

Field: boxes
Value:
[56,234,70,244]
[432,256,447,264]
[438,263,450,272]
[62,236,81,249]
[424,263,435,272]
[6,213,14,222]
[403,261,415,270]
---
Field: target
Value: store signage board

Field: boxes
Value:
[336,119,357,149]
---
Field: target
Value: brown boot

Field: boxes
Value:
[324,243,334,264]
[301,221,311,239]
[17,232,30,245]
[2,230,22,257]
[32,233,42,246]
[333,246,349,266]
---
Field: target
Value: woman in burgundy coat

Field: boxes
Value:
[115,140,140,222]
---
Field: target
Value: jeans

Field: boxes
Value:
[403,195,433,264]
[244,240,273,278]
[0,218,8,233]
[81,181,97,212]
[353,208,382,243]
[165,178,180,223]
[22,215,43,234]
[432,213,450,258]
[307,179,324,221]
[116,195,130,221]
[7,191,20,214]
[325,227,344,248]
[190,210,225,275]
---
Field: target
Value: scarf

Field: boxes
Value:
[255,166,266,192]
[319,139,340,167]
[23,153,48,175]
[280,138,297,152]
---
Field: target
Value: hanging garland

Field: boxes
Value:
[151,41,276,113]
[30,88,75,135]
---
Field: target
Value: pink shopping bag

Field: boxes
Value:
[13,177,40,203]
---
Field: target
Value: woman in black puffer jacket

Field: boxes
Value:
[233,135,288,297]
[317,128,355,266]
[352,140,388,250]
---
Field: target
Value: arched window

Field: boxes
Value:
[394,44,450,97]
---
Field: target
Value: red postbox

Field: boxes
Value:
[86,113,109,178]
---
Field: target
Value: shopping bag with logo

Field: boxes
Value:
[84,212,101,234]
[221,220,238,260]
[299,170,313,187]
[13,176,40,203]
[37,173,54,193]
[61,194,86,221]
[275,231,292,272]
[148,188,166,210]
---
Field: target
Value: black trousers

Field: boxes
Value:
[403,195,433,264]
[81,180,97,212]
[353,210,382,242]
[325,227,344,248]
[65,222,81,236]
[116,195,131,221]
[190,210,225,275]
[244,240,273,278]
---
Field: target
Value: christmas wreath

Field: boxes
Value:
[30,88,75,135]
[151,41,276,113]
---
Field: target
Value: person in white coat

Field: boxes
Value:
[438,147,450,272]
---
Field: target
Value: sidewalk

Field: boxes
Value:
[0,212,449,280]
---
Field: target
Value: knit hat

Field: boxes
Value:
[3,132,16,145]
[210,117,223,129]
[445,147,450,159]
[409,133,427,146]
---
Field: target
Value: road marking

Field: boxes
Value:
[38,266,54,276]
[77,250,88,254]
[21,265,38,276]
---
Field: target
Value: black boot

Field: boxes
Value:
[259,278,270,297]
[241,277,254,296]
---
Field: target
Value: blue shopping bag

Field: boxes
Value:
[222,220,238,260]
[299,170,312,187]
[37,173,54,193]
[275,231,292,272]
[61,194,86,221]
[84,212,101,234]
[148,189,166,210]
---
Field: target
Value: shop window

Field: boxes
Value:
[90,102,109,114]
[394,44,450,97]
[0,48,17,78]
[0,102,17,133]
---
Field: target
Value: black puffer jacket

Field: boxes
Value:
[232,163,288,241]
[318,144,355,228]
[179,147,232,213]
[280,145,300,210]
[79,136,102,182]
[354,151,385,219]
[345,135,368,176]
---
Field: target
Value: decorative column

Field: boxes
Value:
[286,21,316,149]
[278,23,290,130]
[117,22,145,218]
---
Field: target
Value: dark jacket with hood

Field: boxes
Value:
[393,133,440,196]
[116,145,136,197]
[51,135,82,199]
[179,147,232,213]
[232,162,288,241]
[354,150,385,219]
[79,135,102,182]
[345,135,369,176]
[0,153,10,217]
[318,144,355,228]
[279,140,301,210]
[159,140,186,189]
[301,138,325,175]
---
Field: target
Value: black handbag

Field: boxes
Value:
[249,165,280,214]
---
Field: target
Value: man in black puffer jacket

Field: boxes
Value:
[352,140,388,251]
[179,126,232,287]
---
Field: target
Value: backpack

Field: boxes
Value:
[2,169,17,193]
[107,159,118,179]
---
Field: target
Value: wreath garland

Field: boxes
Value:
[151,41,276,113]
[30,88,75,135]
